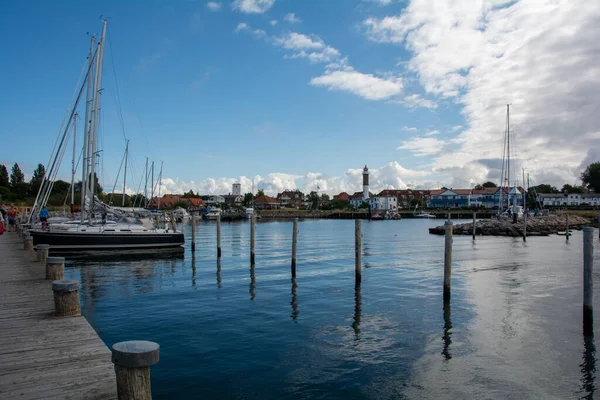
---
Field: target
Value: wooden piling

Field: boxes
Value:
[355,219,362,287]
[191,214,196,252]
[112,340,160,400]
[523,212,527,242]
[584,227,594,318]
[291,218,298,278]
[250,216,256,265]
[52,280,81,317]
[23,236,33,251]
[566,214,570,240]
[598,212,599,239]
[46,256,65,280]
[444,221,453,302]
[217,215,222,258]
[472,212,476,240]
[36,244,49,263]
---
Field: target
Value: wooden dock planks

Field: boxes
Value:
[0,233,116,400]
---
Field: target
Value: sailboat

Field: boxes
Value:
[498,104,523,219]
[413,193,434,218]
[28,20,184,251]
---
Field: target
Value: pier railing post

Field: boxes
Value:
[52,280,80,317]
[584,227,594,324]
[36,244,50,263]
[291,218,298,278]
[523,212,527,242]
[112,341,160,400]
[472,212,476,240]
[444,221,453,302]
[46,257,65,280]
[355,219,362,287]
[250,216,256,265]
[566,214,570,241]
[191,214,196,252]
[217,215,222,258]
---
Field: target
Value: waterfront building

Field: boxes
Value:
[362,165,370,200]
[223,194,244,204]
[150,194,205,209]
[254,195,279,209]
[333,192,350,202]
[277,190,305,209]
[232,183,241,196]
[537,192,600,206]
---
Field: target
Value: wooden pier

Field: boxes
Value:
[0,233,116,400]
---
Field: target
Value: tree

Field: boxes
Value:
[358,201,369,209]
[10,163,25,187]
[256,189,265,197]
[474,184,483,190]
[29,163,46,196]
[533,184,559,194]
[331,199,350,210]
[482,181,497,188]
[581,162,600,192]
[183,190,200,198]
[243,192,253,206]
[320,193,330,202]
[0,165,8,187]
[307,191,319,209]
[561,184,585,194]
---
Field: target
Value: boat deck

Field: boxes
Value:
[0,232,117,399]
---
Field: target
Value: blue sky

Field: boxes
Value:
[1,0,597,195]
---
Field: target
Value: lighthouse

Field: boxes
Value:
[362,165,369,200]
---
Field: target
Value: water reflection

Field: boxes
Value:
[580,309,596,399]
[216,259,222,289]
[249,265,256,300]
[442,301,452,361]
[191,253,196,287]
[290,278,298,321]
[352,286,362,339]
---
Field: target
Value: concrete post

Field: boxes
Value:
[472,212,476,240]
[46,256,65,280]
[250,216,256,265]
[52,280,80,317]
[23,235,33,251]
[523,212,527,242]
[355,219,362,287]
[291,218,298,278]
[191,214,196,252]
[566,214,570,240]
[112,341,160,400]
[584,227,594,318]
[36,244,50,263]
[217,215,222,258]
[444,221,453,302]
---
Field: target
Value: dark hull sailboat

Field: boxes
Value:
[30,229,184,250]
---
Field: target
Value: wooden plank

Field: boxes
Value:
[0,233,116,399]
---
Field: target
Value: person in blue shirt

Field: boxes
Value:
[39,207,49,229]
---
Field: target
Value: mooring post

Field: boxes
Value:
[291,218,298,278]
[112,340,160,400]
[584,227,594,322]
[217,215,222,258]
[46,256,65,280]
[472,211,476,240]
[566,214,570,241]
[36,244,50,263]
[523,212,527,242]
[444,221,453,302]
[250,215,256,265]
[355,219,362,287]
[191,214,196,252]
[23,233,33,251]
[598,212,600,240]
[52,280,80,317]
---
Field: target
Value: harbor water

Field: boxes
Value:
[64,219,600,399]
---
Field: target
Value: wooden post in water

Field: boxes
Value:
[217,215,222,258]
[598,212,600,240]
[36,244,50,263]
[250,216,256,265]
[291,218,298,278]
[472,212,476,240]
[52,280,80,317]
[111,341,160,400]
[584,227,594,322]
[566,214,570,241]
[191,214,196,252]
[46,257,65,280]
[523,212,527,242]
[355,219,362,287]
[444,221,453,302]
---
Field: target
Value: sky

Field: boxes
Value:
[1,0,599,196]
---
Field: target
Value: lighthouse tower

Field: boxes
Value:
[362,165,369,200]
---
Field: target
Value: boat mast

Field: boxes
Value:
[122,140,129,206]
[151,161,155,208]
[506,104,511,210]
[80,34,96,223]
[71,113,77,207]
[88,20,108,221]
[144,157,148,207]
[157,161,163,210]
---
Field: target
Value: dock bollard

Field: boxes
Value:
[217,215,222,258]
[291,218,298,278]
[191,214,196,252]
[46,257,65,280]
[355,219,362,287]
[36,244,50,263]
[584,227,594,319]
[52,280,80,317]
[23,235,33,251]
[444,221,453,302]
[112,341,160,400]
[250,216,256,265]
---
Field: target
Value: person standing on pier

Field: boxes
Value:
[7,206,17,232]
[39,206,49,230]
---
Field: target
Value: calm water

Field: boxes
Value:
[64,219,600,399]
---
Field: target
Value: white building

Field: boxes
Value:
[362,165,370,200]
[538,193,600,206]
[232,183,241,196]
[368,195,397,212]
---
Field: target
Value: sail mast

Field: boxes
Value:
[144,157,148,207]
[122,140,129,206]
[157,161,163,210]
[151,161,155,208]
[71,113,77,207]
[81,34,96,223]
[506,104,510,210]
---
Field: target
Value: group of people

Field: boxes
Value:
[0,204,19,233]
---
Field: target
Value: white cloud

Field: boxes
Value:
[234,22,248,32]
[206,2,221,11]
[284,12,302,23]
[273,32,323,50]
[363,0,394,5]
[398,94,437,109]
[451,125,462,132]
[424,129,439,136]
[401,126,418,132]
[311,70,403,101]
[364,0,600,186]
[398,137,446,157]
[270,19,278,26]
[232,0,275,13]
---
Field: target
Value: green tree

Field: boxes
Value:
[29,163,46,196]
[320,193,330,202]
[243,192,253,206]
[358,201,369,209]
[482,181,497,188]
[256,189,265,197]
[183,190,200,198]
[307,191,319,209]
[331,199,350,210]
[10,163,25,186]
[561,184,585,194]
[0,165,8,187]
[533,184,559,193]
[581,162,600,192]
[474,184,483,190]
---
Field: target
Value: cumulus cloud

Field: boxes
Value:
[311,70,403,100]
[206,2,221,11]
[398,137,446,157]
[400,94,437,109]
[232,0,275,13]
[401,126,418,132]
[363,0,600,187]
[284,12,302,23]
[270,19,278,26]
[424,130,439,136]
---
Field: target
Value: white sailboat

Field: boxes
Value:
[498,104,523,219]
